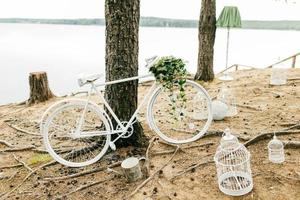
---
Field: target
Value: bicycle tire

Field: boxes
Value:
[147,80,212,144]
[42,100,111,167]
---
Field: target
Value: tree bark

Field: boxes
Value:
[105,0,145,147]
[28,72,54,105]
[194,0,216,82]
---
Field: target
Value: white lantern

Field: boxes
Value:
[214,132,253,196]
[217,84,237,117]
[268,135,285,163]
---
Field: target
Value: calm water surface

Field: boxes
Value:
[0,23,299,105]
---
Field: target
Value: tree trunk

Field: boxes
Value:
[105,0,145,147]
[194,0,216,82]
[28,72,54,105]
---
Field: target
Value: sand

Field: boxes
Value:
[0,68,299,200]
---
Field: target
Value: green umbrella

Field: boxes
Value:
[217,6,242,81]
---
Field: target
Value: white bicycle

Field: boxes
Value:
[41,61,213,167]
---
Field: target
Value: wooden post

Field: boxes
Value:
[28,72,54,105]
[292,56,296,68]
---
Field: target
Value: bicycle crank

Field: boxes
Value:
[116,121,134,138]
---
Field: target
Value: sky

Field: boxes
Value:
[0,0,299,20]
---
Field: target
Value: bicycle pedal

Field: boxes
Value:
[109,142,116,151]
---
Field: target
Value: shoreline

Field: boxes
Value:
[1,18,300,31]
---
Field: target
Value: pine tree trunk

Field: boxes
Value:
[194,0,216,82]
[105,0,145,147]
[28,72,54,105]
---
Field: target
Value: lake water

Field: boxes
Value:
[0,23,299,105]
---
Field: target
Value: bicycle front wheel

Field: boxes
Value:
[43,100,111,167]
[147,80,212,144]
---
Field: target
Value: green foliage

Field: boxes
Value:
[149,56,188,119]
[27,154,53,165]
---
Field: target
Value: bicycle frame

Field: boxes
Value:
[78,74,157,145]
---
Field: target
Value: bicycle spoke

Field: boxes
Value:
[148,81,212,143]
[43,101,110,167]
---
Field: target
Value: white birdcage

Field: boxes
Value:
[217,84,237,117]
[192,91,209,120]
[214,130,253,196]
[268,135,285,163]
[220,128,238,144]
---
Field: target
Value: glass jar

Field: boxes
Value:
[268,135,285,163]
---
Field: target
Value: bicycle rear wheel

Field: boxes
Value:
[147,80,212,144]
[43,100,111,167]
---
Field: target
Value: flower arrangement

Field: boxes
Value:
[149,56,188,119]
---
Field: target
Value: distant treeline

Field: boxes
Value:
[0,17,300,30]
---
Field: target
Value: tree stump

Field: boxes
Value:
[28,72,54,105]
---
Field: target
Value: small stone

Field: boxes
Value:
[71,180,78,185]
[158,170,163,175]
[87,191,93,195]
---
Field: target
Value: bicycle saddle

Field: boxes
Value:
[78,73,103,87]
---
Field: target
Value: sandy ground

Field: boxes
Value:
[0,68,299,200]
